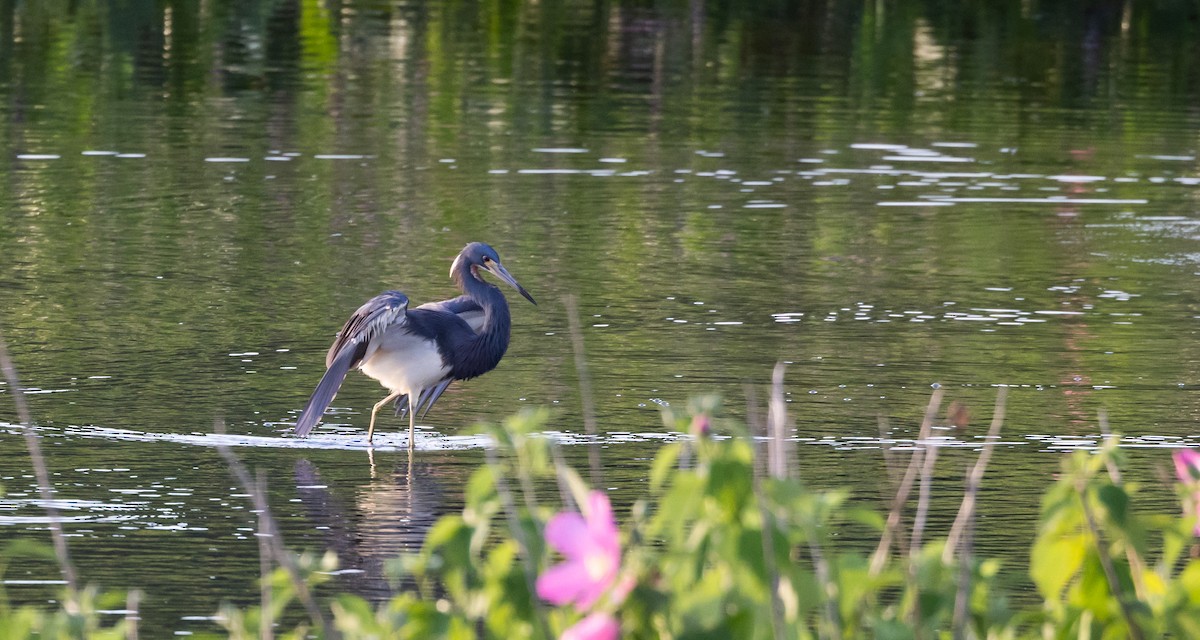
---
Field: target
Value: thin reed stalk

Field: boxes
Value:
[215,420,335,640]
[944,387,1008,564]
[767,363,790,480]
[869,388,944,577]
[761,364,839,639]
[256,469,274,640]
[948,387,1008,639]
[125,589,141,640]
[0,331,80,603]
[564,295,602,485]
[753,366,787,640]
[907,428,940,632]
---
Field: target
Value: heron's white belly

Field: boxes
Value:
[359,331,449,394]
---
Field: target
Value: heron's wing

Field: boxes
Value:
[294,291,409,437]
[417,295,485,333]
[294,345,359,437]
[325,291,410,368]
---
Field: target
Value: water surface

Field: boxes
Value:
[3,0,1200,634]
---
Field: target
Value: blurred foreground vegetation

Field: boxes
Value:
[8,387,1200,638]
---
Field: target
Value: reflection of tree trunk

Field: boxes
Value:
[0,0,13,86]
[265,0,301,93]
[133,7,165,86]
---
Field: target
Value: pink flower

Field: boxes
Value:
[1175,449,1200,535]
[536,491,621,609]
[1175,449,1200,483]
[561,612,619,640]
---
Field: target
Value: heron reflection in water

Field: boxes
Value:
[293,452,454,601]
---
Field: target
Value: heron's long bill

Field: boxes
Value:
[485,262,537,305]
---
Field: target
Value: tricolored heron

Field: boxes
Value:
[293,242,536,448]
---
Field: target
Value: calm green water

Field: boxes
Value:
[3,0,1200,634]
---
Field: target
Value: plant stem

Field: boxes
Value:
[215,420,335,640]
[125,589,141,640]
[1077,480,1145,640]
[767,363,790,480]
[564,294,602,485]
[947,387,1008,639]
[0,331,80,604]
[869,388,943,577]
[1094,415,1150,601]
[257,469,274,640]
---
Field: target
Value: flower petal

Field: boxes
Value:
[545,511,592,559]
[585,492,619,551]
[573,577,611,610]
[537,560,588,606]
[561,612,619,640]
[1175,449,1200,483]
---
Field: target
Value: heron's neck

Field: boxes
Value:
[455,275,512,378]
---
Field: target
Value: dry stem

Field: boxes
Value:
[215,420,335,639]
[869,388,944,577]
[0,331,80,603]
[564,294,602,484]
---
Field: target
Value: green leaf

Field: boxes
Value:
[1097,484,1129,527]
[1031,534,1086,601]
[650,442,683,493]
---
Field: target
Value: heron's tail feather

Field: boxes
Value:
[418,379,453,418]
[294,346,357,437]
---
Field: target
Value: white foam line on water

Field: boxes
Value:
[877,201,956,207]
[881,155,975,163]
[9,423,1195,454]
[1138,154,1195,161]
[0,422,695,452]
[937,197,1148,204]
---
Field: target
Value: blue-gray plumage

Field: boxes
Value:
[293,242,536,448]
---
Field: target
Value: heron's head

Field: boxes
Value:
[452,242,537,305]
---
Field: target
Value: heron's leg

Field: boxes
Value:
[408,401,417,451]
[369,391,405,443]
